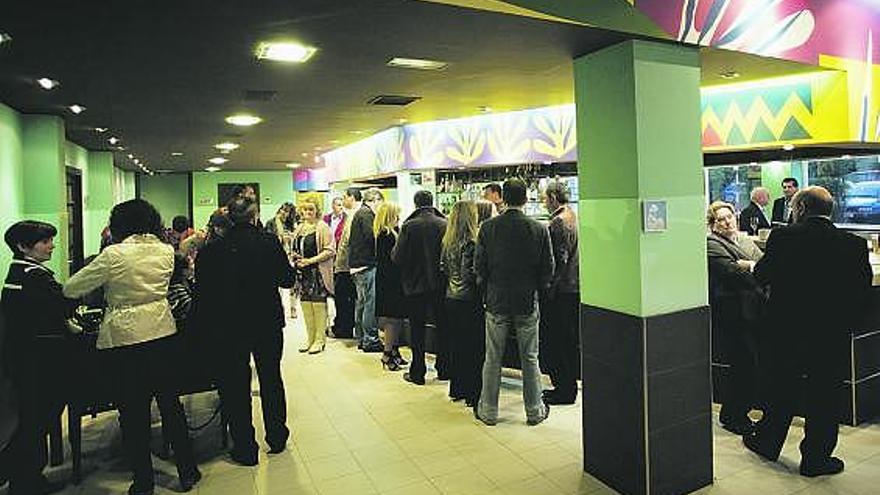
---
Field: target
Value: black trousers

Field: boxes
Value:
[446,298,485,402]
[754,338,845,464]
[332,272,356,338]
[106,336,196,485]
[217,327,288,457]
[540,293,580,398]
[407,291,448,381]
[715,305,759,426]
[4,342,68,493]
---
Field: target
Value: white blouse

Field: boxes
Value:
[64,234,177,349]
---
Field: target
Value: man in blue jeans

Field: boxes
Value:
[348,188,384,353]
[474,178,554,426]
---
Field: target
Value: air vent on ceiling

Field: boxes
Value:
[367,95,421,106]
[243,89,278,102]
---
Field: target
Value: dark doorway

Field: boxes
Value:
[66,167,84,273]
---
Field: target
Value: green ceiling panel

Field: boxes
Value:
[780,116,811,140]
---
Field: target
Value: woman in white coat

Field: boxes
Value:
[64,199,200,495]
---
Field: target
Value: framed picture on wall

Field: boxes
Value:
[218,183,260,208]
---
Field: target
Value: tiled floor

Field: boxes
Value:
[5,306,879,495]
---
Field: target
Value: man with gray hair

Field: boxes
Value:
[739,187,771,236]
[744,186,872,477]
[348,188,385,352]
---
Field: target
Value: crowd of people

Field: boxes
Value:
[0,178,581,495]
[0,175,871,495]
[706,181,873,477]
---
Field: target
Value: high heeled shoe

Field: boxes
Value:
[391,348,408,366]
[381,352,401,371]
[308,342,325,354]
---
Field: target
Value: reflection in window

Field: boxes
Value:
[705,155,880,227]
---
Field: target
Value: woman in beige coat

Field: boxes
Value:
[63,199,200,495]
[291,196,335,354]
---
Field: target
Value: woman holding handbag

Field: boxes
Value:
[291,196,335,354]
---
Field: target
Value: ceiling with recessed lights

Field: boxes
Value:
[0,0,825,172]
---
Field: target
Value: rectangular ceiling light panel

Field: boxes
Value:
[387,57,448,71]
[367,95,422,106]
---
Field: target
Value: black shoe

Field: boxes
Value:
[543,391,576,405]
[10,479,68,495]
[179,468,202,492]
[391,349,408,366]
[382,352,401,371]
[127,480,155,495]
[230,450,258,466]
[268,443,287,454]
[362,342,384,353]
[742,433,778,462]
[527,402,551,426]
[800,457,845,477]
[721,420,756,436]
[472,402,496,426]
[403,372,425,385]
[436,372,450,381]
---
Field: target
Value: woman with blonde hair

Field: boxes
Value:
[441,200,483,406]
[373,201,408,370]
[291,196,335,354]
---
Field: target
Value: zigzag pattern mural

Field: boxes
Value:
[701,82,815,147]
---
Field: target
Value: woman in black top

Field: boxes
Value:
[441,200,482,406]
[374,202,408,370]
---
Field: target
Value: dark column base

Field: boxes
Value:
[581,304,713,495]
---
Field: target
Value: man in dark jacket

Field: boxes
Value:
[392,190,448,385]
[1,221,74,495]
[743,187,872,477]
[475,178,554,426]
[539,181,580,405]
[196,197,296,465]
[771,177,799,225]
[348,188,384,353]
[739,187,771,235]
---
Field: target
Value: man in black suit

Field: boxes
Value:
[474,178,554,426]
[743,186,872,477]
[739,187,772,235]
[393,190,448,385]
[196,197,296,465]
[771,177,799,225]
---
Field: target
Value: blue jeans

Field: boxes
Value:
[478,307,546,423]
[352,267,381,347]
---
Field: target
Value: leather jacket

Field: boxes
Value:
[442,239,477,301]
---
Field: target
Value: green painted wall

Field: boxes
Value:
[191,171,294,229]
[114,167,136,204]
[0,103,24,273]
[21,115,68,278]
[575,40,707,317]
[139,173,190,228]
[85,152,115,256]
[760,161,791,202]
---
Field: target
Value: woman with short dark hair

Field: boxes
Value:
[64,199,201,495]
[1,220,75,495]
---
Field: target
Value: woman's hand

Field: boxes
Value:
[296,257,312,268]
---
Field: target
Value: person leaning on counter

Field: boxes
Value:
[743,186,873,478]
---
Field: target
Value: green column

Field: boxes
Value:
[85,151,115,256]
[22,115,68,278]
[575,40,712,495]
[0,103,25,272]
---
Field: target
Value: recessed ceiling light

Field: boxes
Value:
[0,33,12,45]
[719,70,741,80]
[68,104,86,114]
[214,142,240,151]
[108,137,120,145]
[171,152,183,157]
[387,57,448,71]
[116,146,126,151]
[37,78,60,90]
[397,118,408,124]
[208,157,228,165]
[351,130,365,135]
[205,166,222,172]
[133,158,140,164]
[127,154,134,159]
[256,42,317,63]
[225,114,262,127]
[286,162,301,169]
[94,127,108,133]
[301,152,309,157]
[782,144,795,151]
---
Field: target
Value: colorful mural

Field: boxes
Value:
[701,71,849,149]
[322,105,578,182]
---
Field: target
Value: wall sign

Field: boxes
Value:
[642,200,667,233]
